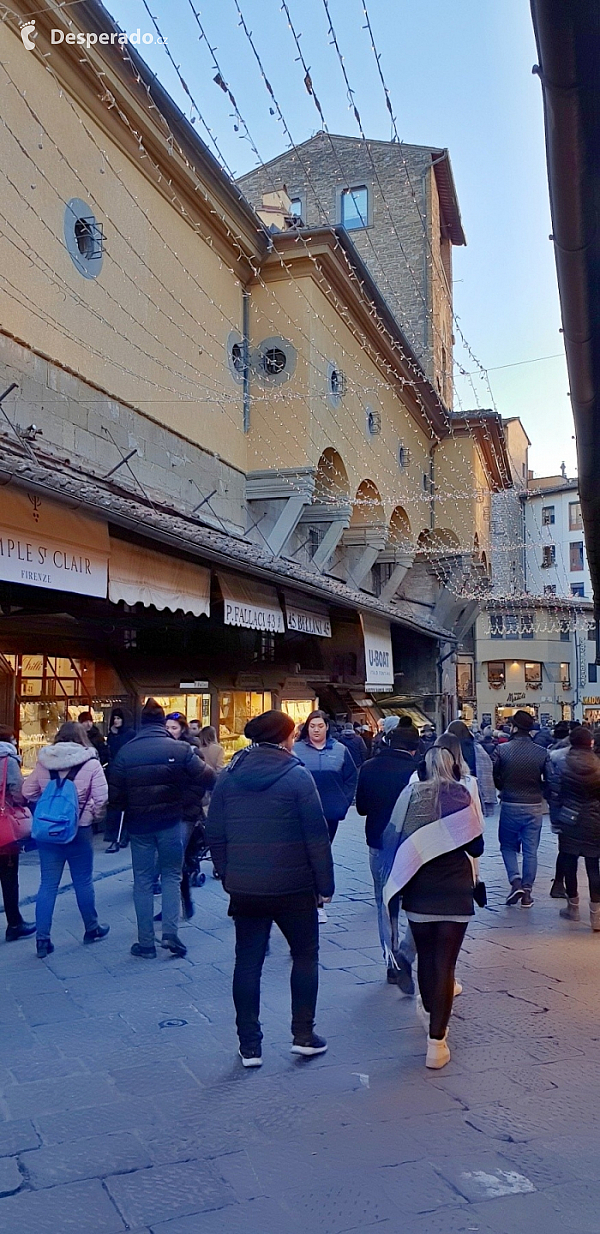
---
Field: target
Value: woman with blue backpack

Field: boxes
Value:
[23,722,109,957]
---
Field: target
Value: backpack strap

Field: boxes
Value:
[0,757,7,811]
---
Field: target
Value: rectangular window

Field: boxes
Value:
[589,663,598,684]
[340,185,369,231]
[560,620,570,642]
[589,623,597,642]
[542,545,556,568]
[569,501,583,531]
[520,614,534,639]
[544,584,557,596]
[490,613,503,639]
[524,662,542,686]
[289,196,303,219]
[560,662,571,688]
[570,541,584,572]
[542,505,555,525]
[487,661,505,688]
[505,614,518,638]
[571,583,585,597]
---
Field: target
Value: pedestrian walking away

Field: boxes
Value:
[382,746,484,1070]
[448,719,496,815]
[493,710,551,907]
[23,722,109,957]
[108,698,208,958]
[548,727,600,930]
[0,725,35,944]
[356,724,420,992]
[199,725,226,773]
[293,710,356,922]
[206,709,334,1068]
[547,721,574,898]
[104,709,135,852]
[165,712,216,918]
[337,716,368,768]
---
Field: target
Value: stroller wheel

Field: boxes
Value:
[212,868,221,880]
[190,870,205,887]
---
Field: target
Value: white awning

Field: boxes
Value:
[108,539,210,616]
[284,592,331,637]
[361,613,394,690]
[0,485,108,598]
[218,571,284,633]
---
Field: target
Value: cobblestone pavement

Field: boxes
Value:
[2,809,600,1233]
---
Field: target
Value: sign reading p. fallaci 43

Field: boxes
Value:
[361,614,394,691]
[0,489,109,598]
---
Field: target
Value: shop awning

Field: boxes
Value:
[360,614,394,691]
[0,485,109,598]
[380,704,433,731]
[108,538,210,616]
[284,591,331,637]
[217,571,284,633]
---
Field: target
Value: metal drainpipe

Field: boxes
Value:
[242,287,251,434]
[429,442,437,530]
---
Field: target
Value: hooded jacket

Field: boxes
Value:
[356,747,417,848]
[338,726,368,768]
[23,743,108,826]
[107,711,135,762]
[108,722,208,834]
[549,748,600,856]
[206,744,334,898]
[292,737,357,822]
[0,740,24,805]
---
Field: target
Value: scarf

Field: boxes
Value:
[382,779,482,909]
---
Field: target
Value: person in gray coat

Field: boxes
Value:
[0,725,35,943]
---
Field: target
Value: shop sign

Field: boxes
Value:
[0,489,108,598]
[583,697,600,705]
[218,571,284,633]
[506,692,526,703]
[180,681,209,690]
[285,603,331,638]
[360,614,394,691]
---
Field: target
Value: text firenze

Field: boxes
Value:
[0,537,92,575]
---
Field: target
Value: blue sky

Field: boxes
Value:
[106,0,574,478]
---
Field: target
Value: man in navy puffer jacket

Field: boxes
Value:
[206,709,333,1067]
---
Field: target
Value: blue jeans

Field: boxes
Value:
[130,825,184,947]
[36,826,98,940]
[499,803,544,889]
[369,847,416,967]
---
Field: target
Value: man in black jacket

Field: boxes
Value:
[109,698,209,958]
[493,709,551,907]
[206,709,334,1067]
[356,725,419,992]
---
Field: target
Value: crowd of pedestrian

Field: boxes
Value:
[2,699,600,1073]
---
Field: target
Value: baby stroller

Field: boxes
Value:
[183,818,217,890]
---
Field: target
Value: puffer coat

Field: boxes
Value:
[23,743,108,827]
[553,748,600,857]
[292,737,357,822]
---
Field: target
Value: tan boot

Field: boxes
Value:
[560,897,580,921]
[426,1035,451,1069]
[590,905,600,932]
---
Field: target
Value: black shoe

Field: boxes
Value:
[291,1033,327,1056]
[36,938,54,958]
[119,838,129,849]
[153,880,162,896]
[153,911,162,922]
[130,943,157,958]
[105,842,120,854]
[5,920,36,942]
[386,965,400,985]
[506,881,524,906]
[83,923,110,945]
[521,889,534,908]
[550,879,568,900]
[161,935,187,957]
[239,1047,263,1068]
[391,954,415,997]
[181,895,195,921]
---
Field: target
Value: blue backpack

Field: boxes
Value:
[32,769,80,844]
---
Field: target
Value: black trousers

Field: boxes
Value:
[562,851,600,903]
[411,920,469,1041]
[229,891,319,1050]
[0,851,23,928]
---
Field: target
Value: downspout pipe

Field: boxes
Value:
[242,287,251,434]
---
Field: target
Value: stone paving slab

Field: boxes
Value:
[2,812,600,1230]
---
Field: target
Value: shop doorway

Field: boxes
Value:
[281,698,318,731]
[3,654,96,772]
[495,704,538,728]
[149,694,211,728]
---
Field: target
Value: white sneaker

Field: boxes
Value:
[453,980,463,997]
[238,1048,262,1068]
[426,1035,451,1069]
[415,995,430,1033]
[317,907,328,924]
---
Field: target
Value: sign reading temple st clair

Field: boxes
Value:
[0,489,109,598]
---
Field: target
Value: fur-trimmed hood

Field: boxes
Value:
[37,743,98,771]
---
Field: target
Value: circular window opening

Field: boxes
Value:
[64,198,103,279]
[330,367,346,398]
[398,444,410,470]
[366,407,381,436]
[231,342,245,374]
[75,218,96,261]
[262,347,287,376]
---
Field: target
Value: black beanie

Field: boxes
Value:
[245,709,295,745]
[141,697,165,726]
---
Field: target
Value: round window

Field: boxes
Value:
[398,444,410,470]
[255,337,296,385]
[64,198,103,279]
[262,347,287,376]
[366,406,381,436]
[327,360,346,407]
[227,331,247,383]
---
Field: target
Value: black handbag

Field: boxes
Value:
[557,803,580,828]
[473,881,487,908]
